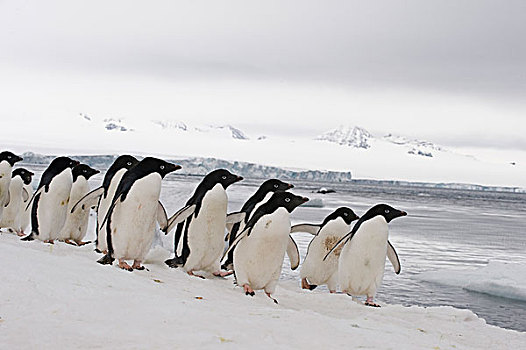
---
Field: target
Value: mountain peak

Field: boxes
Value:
[316,125,372,149]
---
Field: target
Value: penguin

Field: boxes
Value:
[21,157,80,243]
[97,157,180,271]
[324,204,406,307]
[223,192,309,303]
[164,169,243,278]
[222,179,294,271]
[58,164,100,245]
[19,169,34,235]
[291,207,360,293]
[0,168,33,235]
[70,155,138,253]
[0,151,23,220]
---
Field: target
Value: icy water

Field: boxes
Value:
[22,166,526,332]
[158,175,526,333]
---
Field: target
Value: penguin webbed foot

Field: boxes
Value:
[64,239,78,246]
[132,261,148,271]
[97,253,115,265]
[187,271,206,279]
[21,233,35,241]
[301,278,317,291]
[165,256,184,268]
[213,270,233,278]
[243,284,255,296]
[365,297,381,307]
[76,240,91,246]
[118,260,133,272]
[266,292,278,304]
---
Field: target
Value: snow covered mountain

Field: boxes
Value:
[3,114,525,188]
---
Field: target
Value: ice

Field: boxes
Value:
[417,262,526,302]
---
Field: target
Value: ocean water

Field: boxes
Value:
[19,167,526,332]
[159,175,526,332]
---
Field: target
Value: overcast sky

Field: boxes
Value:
[1,0,525,149]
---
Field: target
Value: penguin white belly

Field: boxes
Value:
[234,208,290,293]
[35,170,73,241]
[20,184,33,233]
[110,174,161,261]
[339,216,388,297]
[301,218,350,289]
[0,178,24,229]
[58,178,90,241]
[0,161,12,218]
[97,169,126,252]
[185,184,227,273]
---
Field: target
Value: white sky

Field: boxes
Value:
[1,0,525,150]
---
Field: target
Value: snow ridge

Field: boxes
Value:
[316,125,372,149]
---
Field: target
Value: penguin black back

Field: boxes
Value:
[102,155,138,198]
[322,207,360,227]
[37,157,79,192]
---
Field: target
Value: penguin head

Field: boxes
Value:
[325,207,360,225]
[260,179,294,193]
[12,168,34,185]
[366,204,407,223]
[73,164,100,181]
[138,157,181,178]
[49,157,80,172]
[269,191,309,213]
[113,155,139,171]
[0,151,23,166]
[205,169,243,189]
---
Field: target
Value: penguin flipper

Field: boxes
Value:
[165,205,196,234]
[387,240,401,274]
[4,190,10,207]
[286,235,300,270]
[21,187,29,202]
[290,223,320,235]
[70,187,104,214]
[226,211,246,224]
[323,231,353,261]
[24,187,44,211]
[157,201,168,231]
[221,228,249,262]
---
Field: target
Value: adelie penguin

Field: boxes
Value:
[58,164,100,246]
[0,168,33,235]
[97,157,180,271]
[291,207,359,293]
[222,179,294,271]
[22,157,80,243]
[164,169,243,278]
[19,168,34,235]
[0,151,23,221]
[324,204,406,307]
[222,192,308,303]
[70,155,138,253]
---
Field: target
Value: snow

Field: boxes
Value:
[1,234,525,349]
[417,262,526,302]
[2,115,526,188]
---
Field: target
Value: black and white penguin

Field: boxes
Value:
[222,179,294,271]
[0,168,33,235]
[224,192,308,303]
[97,157,180,271]
[0,151,23,220]
[21,157,79,243]
[325,204,406,307]
[164,169,243,278]
[291,207,360,293]
[58,164,100,245]
[19,168,34,235]
[70,155,138,253]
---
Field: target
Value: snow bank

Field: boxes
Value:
[418,262,526,302]
[1,235,524,349]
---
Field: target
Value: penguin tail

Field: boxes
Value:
[309,284,318,291]
[165,256,184,268]
[97,253,114,265]
[21,233,35,241]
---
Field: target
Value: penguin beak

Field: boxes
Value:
[287,183,294,189]
[171,164,182,172]
[14,155,23,163]
[399,211,407,217]
[236,176,244,182]
[301,197,309,203]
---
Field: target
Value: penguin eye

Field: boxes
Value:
[344,212,348,216]
[7,155,12,159]
[83,170,87,173]
[160,165,165,170]
[222,176,227,180]
[274,184,278,188]
[127,162,132,166]
[285,197,291,203]
[385,209,390,214]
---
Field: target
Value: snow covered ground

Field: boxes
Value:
[1,234,525,349]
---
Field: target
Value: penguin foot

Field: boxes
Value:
[266,292,279,304]
[221,261,233,271]
[213,270,233,278]
[21,234,34,241]
[94,248,102,253]
[97,253,114,265]
[165,257,184,268]
[243,284,255,296]
[301,278,318,291]
[76,240,91,246]
[44,240,54,244]
[365,297,381,307]
[132,261,145,270]
[187,271,205,279]
[64,239,78,246]
[17,230,26,237]
[118,260,133,272]
[329,290,337,294]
